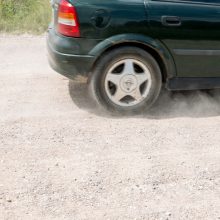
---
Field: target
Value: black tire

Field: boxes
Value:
[88,46,162,115]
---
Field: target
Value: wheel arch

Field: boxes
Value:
[89,34,176,82]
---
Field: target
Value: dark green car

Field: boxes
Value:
[47,0,220,114]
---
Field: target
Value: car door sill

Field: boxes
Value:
[173,49,220,56]
[167,77,220,90]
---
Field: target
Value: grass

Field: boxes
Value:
[0,0,51,34]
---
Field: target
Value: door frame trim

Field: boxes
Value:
[150,0,220,7]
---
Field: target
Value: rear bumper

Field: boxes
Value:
[47,28,97,80]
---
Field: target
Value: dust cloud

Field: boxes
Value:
[68,80,220,118]
[150,89,220,118]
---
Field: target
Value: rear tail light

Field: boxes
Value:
[57,0,80,37]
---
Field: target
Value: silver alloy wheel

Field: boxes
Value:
[104,58,152,107]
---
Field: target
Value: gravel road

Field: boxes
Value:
[0,35,220,220]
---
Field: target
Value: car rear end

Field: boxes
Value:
[47,0,101,79]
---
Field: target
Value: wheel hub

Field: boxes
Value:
[104,58,152,107]
[120,74,137,93]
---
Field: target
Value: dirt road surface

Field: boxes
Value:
[0,35,220,220]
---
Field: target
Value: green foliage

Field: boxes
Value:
[0,0,51,33]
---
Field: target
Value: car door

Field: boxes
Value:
[145,0,220,77]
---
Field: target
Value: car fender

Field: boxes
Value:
[89,34,176,78]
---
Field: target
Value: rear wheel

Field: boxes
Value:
[89,47,162,114]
